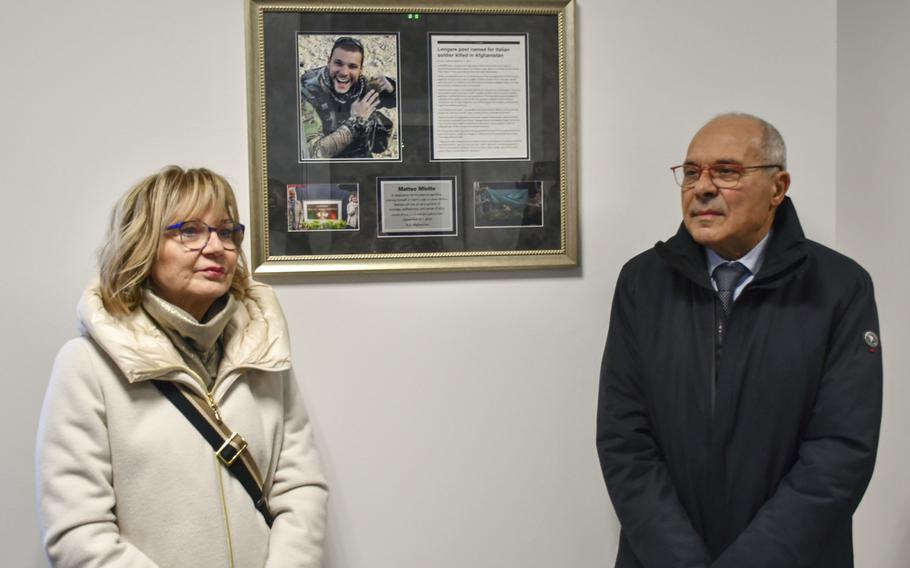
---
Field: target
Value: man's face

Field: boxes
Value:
[327,47,363,95]
[681,117,789,259]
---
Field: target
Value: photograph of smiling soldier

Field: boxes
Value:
[298,34,399,160]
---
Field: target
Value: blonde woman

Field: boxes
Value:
[36,166,327,567]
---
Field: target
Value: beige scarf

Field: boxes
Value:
[141,288,238,386]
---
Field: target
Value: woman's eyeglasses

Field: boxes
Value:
[165,220,245,251]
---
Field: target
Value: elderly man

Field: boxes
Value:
[299,36,396,159]
[597,113,882,567]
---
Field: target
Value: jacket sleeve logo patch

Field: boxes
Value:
[864,330,880,350]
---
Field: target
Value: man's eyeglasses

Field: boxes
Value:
[165,220,245,251]
[670,163,782,189]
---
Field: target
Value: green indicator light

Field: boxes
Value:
[407,13,412,19]
[415,14,421,19]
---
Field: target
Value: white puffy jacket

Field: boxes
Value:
[36,281,328,567]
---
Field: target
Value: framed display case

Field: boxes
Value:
[245,0,576,274]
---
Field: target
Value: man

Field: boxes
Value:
[596,113,882,567]
[346,193,359,228]
[288,188,303,230]
[300,36,396,159]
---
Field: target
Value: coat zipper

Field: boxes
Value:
[187,369,234,568]
[205,390,223,423]
[215,455,236,568]
[177,368,235,565]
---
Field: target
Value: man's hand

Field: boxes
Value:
[351,90,380,119]
[374,76,395,94]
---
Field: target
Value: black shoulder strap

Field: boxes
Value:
[152,380,274,527]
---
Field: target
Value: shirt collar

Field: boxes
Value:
[705,229,772,276]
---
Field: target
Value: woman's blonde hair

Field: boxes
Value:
[98,166,249,316]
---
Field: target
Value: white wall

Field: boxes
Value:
[837,1,910,565]
[1,0,900,566]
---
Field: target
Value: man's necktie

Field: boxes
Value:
[713,262,749,316]
[711,262,750,405]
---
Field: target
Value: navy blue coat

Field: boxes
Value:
[597,198,882,567]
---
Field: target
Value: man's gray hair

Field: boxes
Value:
[712,112,787,169]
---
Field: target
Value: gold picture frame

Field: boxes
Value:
[245,0,576,275]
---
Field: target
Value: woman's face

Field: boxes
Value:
[149,206,238,320]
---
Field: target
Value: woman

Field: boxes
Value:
[36,166,328,567]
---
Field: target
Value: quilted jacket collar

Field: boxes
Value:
[77,280,291,386]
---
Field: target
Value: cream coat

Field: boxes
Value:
[36,281,328,567]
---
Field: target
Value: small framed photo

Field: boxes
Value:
[297,33,401,162]
[473,180,544,228]
[246,0,577,274]
[287,184,359,231]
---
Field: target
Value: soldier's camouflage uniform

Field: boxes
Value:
[300,66,396,159]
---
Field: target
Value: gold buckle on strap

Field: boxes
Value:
[216,432,248,466]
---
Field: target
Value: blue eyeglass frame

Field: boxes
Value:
[165,220,246,250]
